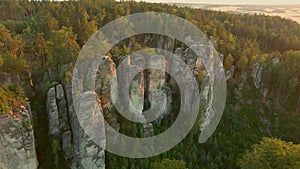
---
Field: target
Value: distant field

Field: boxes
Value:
[173,3,300,24]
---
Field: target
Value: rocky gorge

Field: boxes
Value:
[0,35,289,169]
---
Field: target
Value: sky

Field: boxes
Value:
[135,0,300,5]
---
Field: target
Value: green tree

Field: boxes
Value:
[34,12,59,39]
[0,54,3,67]
[47,27,80,69]
[153,158,188,169]
[72,6,98,46]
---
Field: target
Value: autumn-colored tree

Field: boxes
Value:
[224,54,234,70]
[239,138,300,169]
[0,23,26,72]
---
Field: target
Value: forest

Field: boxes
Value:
[0,0,300,169]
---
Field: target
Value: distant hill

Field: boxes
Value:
[172,3,300,24]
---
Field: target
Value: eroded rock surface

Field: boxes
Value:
[0,109,38,169]
[252,63,263,89]
[47,83,106,169]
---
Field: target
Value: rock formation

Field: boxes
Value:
[251,58,280,97]
[0,106,38,169]
[44,35,227,167]
[252,63,263,89]
[46,83,106,169]
[226,66,235,80]
[0,72,38,169]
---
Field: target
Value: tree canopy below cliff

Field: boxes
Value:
[239,138,300,169]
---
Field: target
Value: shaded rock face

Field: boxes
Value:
[46,83,105,169]
[238,73,248,90]
[0,113,38,169]
[0,72,22,86]
[45,35,226,167]
[252,63,263,89]
[252,61,273,97]
[0,72,33,97]
[45,56,120,169]
[114,55,156,136]
[0,71,38,169]
[46,87,60,138]
[226,66,235,80]
[127,55,145,118]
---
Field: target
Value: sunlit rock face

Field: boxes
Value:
[0,108,38,169]
[94,56,117,113]
[128,55,145,118]
[144,54,171,125]
[72,91,106,169]
[44,34,228,167]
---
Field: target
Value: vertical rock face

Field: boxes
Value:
[146,55,172,124]
[0,110,38,169]
[116,54,155,136]
[46,83,105,169]
[143,123,154,137]
[72,92,106,169]
[56,84,70,133]
[226,66,235,80]
[252,63,263,89]
[0,72,22,86]
[44,35,227,168]
[46,57,119,169]
[0,71,38,169]
[128,55,145,117]
[251,61,270,97]
[46,87,60,138]
[250,58,280,97]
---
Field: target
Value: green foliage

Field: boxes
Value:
[238,138,300,169]
[51,139,62,169]
[1,1,300,168]
[262,50,300,105]
[0,55,3,67]
[0,86,25,114]
[41,79,52,95]
[47,27,80,68]
[22,119,31,129]
[71,5,98,46]
[153,158,188,169]
[60,64,73,83]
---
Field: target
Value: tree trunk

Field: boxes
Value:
[296,96,300,113]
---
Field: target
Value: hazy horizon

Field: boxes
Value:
[135,0,300,5]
